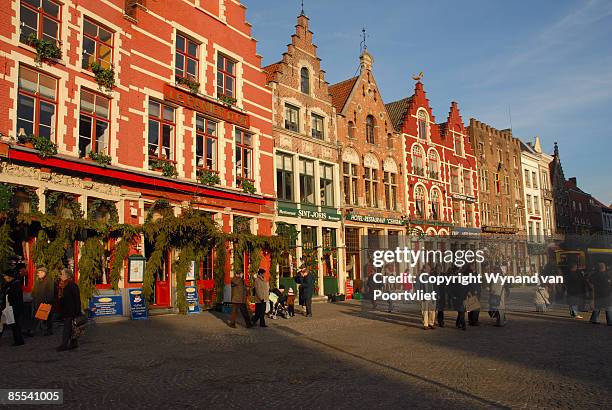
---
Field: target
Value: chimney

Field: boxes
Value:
[360,50,373,72]
[568,177,577,187]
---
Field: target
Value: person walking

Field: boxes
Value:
[464,263,481,326]
[436,264,449,328]
[31,266,55,336]
[589,262,611,325]
[534,283,550,312]
[251,268,269,327]
[449,266,467,331]
[488,264,508,326]
[228,272,252,328]
[1,269,25,346]
[419,264,436,330]
[57,268,82,351]
[564,263,585,319]
[295,266,314,317]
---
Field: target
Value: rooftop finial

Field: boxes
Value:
[300,0,305,15]
[360,27,367,52]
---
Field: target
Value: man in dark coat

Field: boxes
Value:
[589,262,611,325]
[564,263,585,319]
[57,268,82,351]
[31,266,55,335]
[251,269,269,327]
[2,268,25,346]
[295,267,314,317]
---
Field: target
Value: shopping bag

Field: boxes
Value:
[35,303,52,320]
[2,296,15,325]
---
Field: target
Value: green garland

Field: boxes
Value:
[46,191,83,219]
[90,62,115,91]
[27,33,62,65]
[213,241,227,303]
[87,198,119,225]
[0,183,14,213]
[78,238,104,309]
[172,246,195,313]
[0,223,15,272]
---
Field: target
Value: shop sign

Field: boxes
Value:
[481,226,518,234]
[277,203,341,222]
[128,288,148,320]
[451,227,482,236]
[185,287,201,315]
[346,213,404,225]
[409,219,454,227]
[530,216,541,220]
[163,84,249,128]
[89,295,123,317]
[451,193,476,203]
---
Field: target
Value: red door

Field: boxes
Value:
[153,251,171,307]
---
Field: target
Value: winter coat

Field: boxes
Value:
[489,280,507,311]
[230,276,248,304]
[449,280,468,312]
[58,281,81,319]
[32,276,55,310]
[564,268,586,305]
[296,273,315,300]
[1,278,24,317]
[589,269,612,309]
[253,275,269,303]
[534,286,550,306]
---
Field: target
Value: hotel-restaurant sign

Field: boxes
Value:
[163,84,250,128]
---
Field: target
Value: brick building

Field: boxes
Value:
[0,0,274,311]
[330,50,404,292]
[263,12,341,296]
[386,81,480,238]
[468,119,526,272]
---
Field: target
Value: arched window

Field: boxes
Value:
[418,110,428,140]
[348,121,355,139]
[431,188,441,220]
[412,145,424,176]
[427,150,439,179]
[300,67,310,94]
[415,186,426,218]
[366,115,375,144]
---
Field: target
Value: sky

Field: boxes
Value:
[241,0,612,204]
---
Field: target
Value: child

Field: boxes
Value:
[534,284,550,312]
[287,288,295,317]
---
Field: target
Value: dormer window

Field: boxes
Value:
[300,67,310,94]
[418,110,428,140]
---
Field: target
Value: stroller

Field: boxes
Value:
[268,288,289,319]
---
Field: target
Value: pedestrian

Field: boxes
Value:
[534,283,550,312]
[464,263,481,326]
[588,262,611,325]
[295,266,314,317]
[251,268,269,327]
[435,264,448,328]
[488,264,507,326]
[419,264,436,330]
[448,266,467,331]
[564,263,585,319]
[228,271,252,328]
[1,268,25,346]
[287,288,295,317]
[56,268,82,351]
[31,266,55,336]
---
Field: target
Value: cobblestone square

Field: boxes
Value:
[3,297,611,409]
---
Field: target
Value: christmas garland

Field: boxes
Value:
[46,191,83,219]
[87,198,119,225]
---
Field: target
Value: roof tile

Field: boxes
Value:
[328,77,358,112]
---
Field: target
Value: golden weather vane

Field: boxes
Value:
[412,71,424,81]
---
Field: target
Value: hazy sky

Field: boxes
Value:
[242,0,612,204]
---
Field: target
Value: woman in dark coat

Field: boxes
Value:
[589,262,612,325]
[295,267,314,317]
[32,266,55,336]
[1,269,25,346]
[564,263,585,319]
[57,268,82,351]
[448,266,467,330]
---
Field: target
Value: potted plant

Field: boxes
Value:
[176,76,200,94]
[31,135,57,158]
[198,169,221,186]
[90,62,115,91]
[150,159,178,178]
[88,150,112,166]
[26,34,62,65]
[239,179,255,194]
[218,94,237,107]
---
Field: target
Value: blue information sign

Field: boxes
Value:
[89,295,123,317]
[185,286,201,315]
[128,288,148,320]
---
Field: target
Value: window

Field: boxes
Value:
[320,163,334,207]
[431,189,441,220]
[526,194,532,214]
[148,101,174,162]
[364,167,379,208]
[494,205,501,225]
[454,134,464,156]
[217,54,236,97]
[301,225,316,252]
[312,114,324,139]
[481,203,490,225]
[534,196,540,215]
[418,110,427,140]
[20,0,61,45]
[412,145,424,176]
[17,66,57,140]
[347,121,355,139]
[415,186,426,218]
[300,67,310,94]
[299,158,315,204]
[463,170,472,195]
[497,148,503,164]
[427,150,439,179]
[513,155,518,169]
[541,171,549,190]
[514,179,521,198]
[532,171,538,189]
[233,216,252,234]
[524,169,530,188]
[384,171,398,211]
[82,19,113,70]
[175,33,199,81]
[450,167,459,193]
[343,162,357,205]
[276,153,293,201]
[465,203,473,226]
[517,208,523,227]
[195,115,217,170]
[366,115,375,144]
[506,208,513,226]
[452,201,462,226]
[79,89,110,158]
[480,169,489,192]
[494,172,500,193]
[235,129,253,183]
[504,176,510,194]
[478,142,485,158]
[284,104,299,132]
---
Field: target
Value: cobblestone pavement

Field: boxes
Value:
[2,296,611,409]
